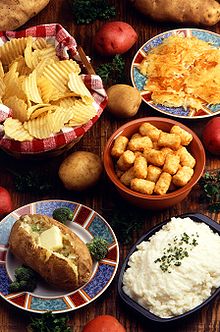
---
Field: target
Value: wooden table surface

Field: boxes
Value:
[0,1,220,331]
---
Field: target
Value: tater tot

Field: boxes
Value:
[147,165,162,183]
[115,167,124,178]
[172,166,194,186]
[111,136,129,158]
[120,167,136,186]
[158,132,181,150]
[134,151,143,158]
[176,147,196,168]
[144,149,166,167]
[152,141,160,150]
[154,172,172,195]
[160,147,174,157]
[117,150,135,171]
[163,154,180,175]
[139,122,161,141]
[130,178,155,195]
[170,125,193,146]
[128,134,153,152]
[134,155,148,179]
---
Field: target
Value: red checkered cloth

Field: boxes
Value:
[0,23,107,154]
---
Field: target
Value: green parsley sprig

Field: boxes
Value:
[12,170,53,194]
[199,170,220,213]
[96,55,125,86]
[154,232,199,273]
[69,0,116,24]
[9,265,37,293]
[27,312,71,332]
[87,236,108,260]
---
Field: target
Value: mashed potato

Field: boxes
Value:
[123,217,220,318]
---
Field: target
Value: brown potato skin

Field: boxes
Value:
[0,0,50,31]
[9,214,93,291]
[107,84,142,118]
[59,151,103,191]
[131,0,220,26]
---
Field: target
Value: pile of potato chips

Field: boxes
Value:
[0,36,97,141]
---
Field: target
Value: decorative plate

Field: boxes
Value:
[0,200,119,314]
[131,28,220,119]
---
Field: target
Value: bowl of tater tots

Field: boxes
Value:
[103,117,206,209]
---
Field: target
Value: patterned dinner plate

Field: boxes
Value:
[131,28,220,119]
[0,200,119,313]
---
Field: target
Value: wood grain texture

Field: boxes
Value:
[0,0,220,331]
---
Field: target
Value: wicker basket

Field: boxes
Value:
[0,24,107,159]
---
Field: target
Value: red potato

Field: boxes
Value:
[0,187,13,217]
[83,315,126,332]
[202,117,220,156]
[94,21,138,56]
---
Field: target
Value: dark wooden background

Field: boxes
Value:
[0,0,219,331]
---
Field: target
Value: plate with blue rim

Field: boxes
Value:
[131,28,220,119]
[0,199,119,314]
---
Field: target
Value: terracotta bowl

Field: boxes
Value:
[103,117,206,210]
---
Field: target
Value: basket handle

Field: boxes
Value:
[77,46,96,75]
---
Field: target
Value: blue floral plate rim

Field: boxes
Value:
[130,28,220,119]
[0,199,119,314]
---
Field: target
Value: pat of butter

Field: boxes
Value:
[39,225,63,251]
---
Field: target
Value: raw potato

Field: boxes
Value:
[0,0,50,31]
[94,21,138,56]
[202,117,220,156]
[107,84,142,118]
[9,214,93,291]
[130,0,220,26]
[59,151,103,191]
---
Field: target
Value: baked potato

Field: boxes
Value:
[9,214,93,291]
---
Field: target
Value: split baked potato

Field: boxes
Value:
[9,214,93,291]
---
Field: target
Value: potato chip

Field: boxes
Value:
[31,46,58,70]
[68,100,97,124]
[27,103,51,119]
[23,69,43,103]
[0,77,5,98]
[32,38,49,50]
[35,58,56,78]
[52,107,74,133]
[29,105,58,120]
[0,61,4,78]
[9,56,32,76]
[0,36,97,141]
[36,45,57,61]
[4,96,28,122]
[65,120,85,127]
[50,92,77,102]
[68,72,93,102]
[42,59,81,93]
[58,97,77,108]
[24,112,54,139]
[4,117,33,141]
[3,62,26,101]
[37,76,58,103]
[0,37,28,65]
[24,36,34,69]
